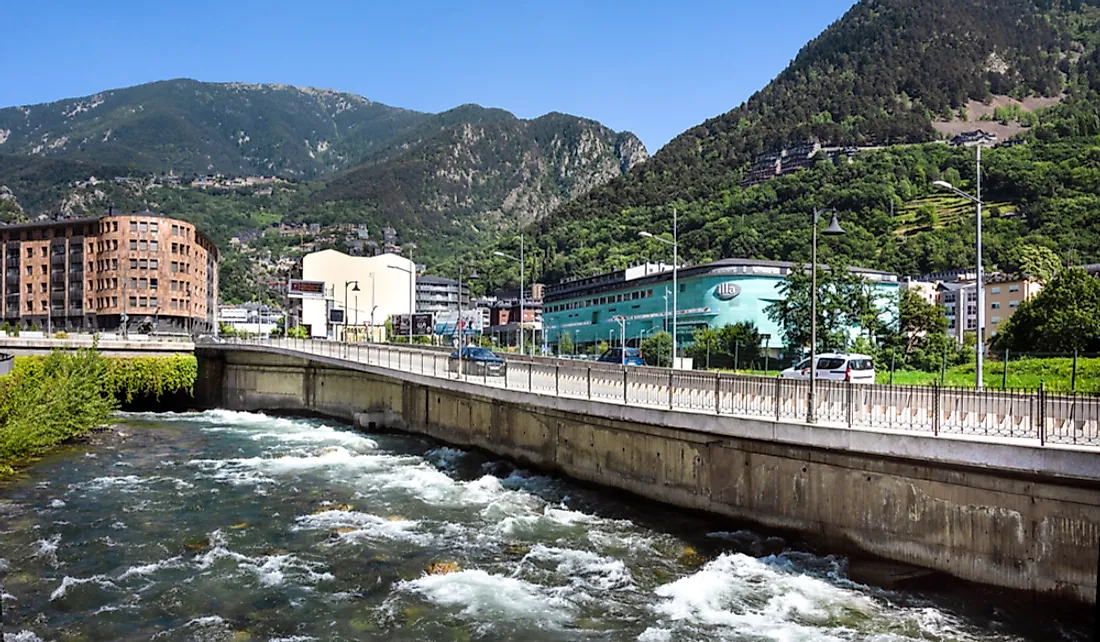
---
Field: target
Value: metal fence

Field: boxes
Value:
[206,337,1100,449]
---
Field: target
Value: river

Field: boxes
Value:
[0,410,1091,642]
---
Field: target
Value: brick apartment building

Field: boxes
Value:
[0,210,219,333]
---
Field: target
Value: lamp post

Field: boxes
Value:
[369,272,376,342]
[934,145,985,389]
[493,238,525,356]
[808,208,846,424]
[641,208,678,368]
[613,316,627,366]
[387,263,414,345]
[343,280,360,342]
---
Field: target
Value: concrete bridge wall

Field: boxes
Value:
[196,346,1100,604]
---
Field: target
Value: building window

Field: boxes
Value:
[171,261,178,273]
[41,300,47,311]
[992,316,1001,324]
[39,283,46,293]
[139,222,148,233]
[171,243,178,254]
[150,259,158,269]
[24,284,31,294]
[139,240,148,251]
[130,221,138,232]
[991,302,1001,309]
[112,297,118,307]
[131,259,138,269]
[139,259,148,269]
[40,247,46,258]
[129,296,137,308]
[113,239,118,250]
[150,278,158,290]
[150,297,157,308]
[139,297,147,307]
[138,278,147,290]
[40,266,46,275]
[150,222,158,233]
[172,225,178,236]
[150,241,158,252]
[1009,285,1019,293]
[991,287,1001,294]
[24,266,31,276]
[130,240,138,251]
[1009,300,1019,308]
[112,258,118,270]
[25,301,31,312]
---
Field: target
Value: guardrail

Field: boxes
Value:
[203,337,1100,449]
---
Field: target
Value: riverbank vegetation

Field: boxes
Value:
[0,349,197,475]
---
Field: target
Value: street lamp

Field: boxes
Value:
[613,315,627,366]
[343,280,360,341]
[640,207,678,368]
[934,147,985,389]
[387,264,415,345]
[493,236,525,356]
[808,208,845,424]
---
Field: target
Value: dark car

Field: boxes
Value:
[597,347,644,366]
[448,346,508,376]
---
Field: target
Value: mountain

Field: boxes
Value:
[0,79,430,178]
[314,110,648,228]
[522,0,1100,284]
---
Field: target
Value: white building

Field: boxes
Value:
[899,278,938,306]
[300,249,416,340]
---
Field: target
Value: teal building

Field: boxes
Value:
[542,259,898,354]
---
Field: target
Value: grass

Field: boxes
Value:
[894,195,1017,237]
[722,356,1100,393]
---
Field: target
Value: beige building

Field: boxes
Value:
[985,274,1043,337]
[899,278,938,306]
[300,249,415,340]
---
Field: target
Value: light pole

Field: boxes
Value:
[493,239,525,356]
[808,208,845,424]
[613,316,627,366]
[641,208,678,368]
[934,146,985,389]
[369,272,376,342]
[387,263,415,345]
[343,280,360,342]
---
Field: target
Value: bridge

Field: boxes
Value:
[195,337,1100,604]
[0,335,194,357]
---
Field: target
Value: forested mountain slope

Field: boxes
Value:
[504,0,1100,287]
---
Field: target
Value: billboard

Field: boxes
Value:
[393,313,434,336]
[328,308,345,324]
[288,279,326,299]
[434,309,484,336]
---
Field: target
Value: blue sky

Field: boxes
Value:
[0,0,856,152]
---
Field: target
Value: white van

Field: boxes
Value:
[780,353,876,384]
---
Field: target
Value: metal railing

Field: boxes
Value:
[208,337,1100,449]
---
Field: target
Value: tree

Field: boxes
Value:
[641,331,672,367]
[557,331,574,356]
[898,289,948,357]
[1004,244,1062,284]
[991,268,1100,353]
[766,264,882,353]
[687,322,762,369]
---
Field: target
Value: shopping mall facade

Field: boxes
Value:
[542,259,898,355]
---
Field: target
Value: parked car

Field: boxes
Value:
[597,347,645,366]
[780,353,875,384]
[449,346,508,376]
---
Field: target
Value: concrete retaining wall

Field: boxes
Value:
[197,346,1100,603]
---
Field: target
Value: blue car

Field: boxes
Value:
[597,347,644,366]
[448,346,508,376]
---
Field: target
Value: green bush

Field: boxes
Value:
[0,351,198,472]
